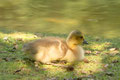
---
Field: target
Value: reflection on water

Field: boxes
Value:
[0,0,120,38]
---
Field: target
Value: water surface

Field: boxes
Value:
[0,0,120,38]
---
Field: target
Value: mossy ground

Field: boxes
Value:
[0,31,120,80]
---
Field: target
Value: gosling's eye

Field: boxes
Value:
[80,36,83,39]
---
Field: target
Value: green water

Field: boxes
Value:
[0,0,120,38]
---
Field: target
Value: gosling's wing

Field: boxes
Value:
[22,37,66,54]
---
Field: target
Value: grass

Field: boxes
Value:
[0,31,120,80]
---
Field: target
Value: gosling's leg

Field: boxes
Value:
[34,61,74,71]
[44,62,74,71]
[45,62,68,68]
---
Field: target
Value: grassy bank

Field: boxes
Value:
[0,31,120,80]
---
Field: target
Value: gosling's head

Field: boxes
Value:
[67,30,88,46]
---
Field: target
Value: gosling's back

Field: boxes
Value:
[23,37,68,63]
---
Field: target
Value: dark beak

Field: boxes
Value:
[83,40,88,44]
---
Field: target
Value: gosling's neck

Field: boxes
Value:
[66,40,78,49]
[66,34,81,49]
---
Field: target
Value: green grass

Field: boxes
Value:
[0,31,120,80]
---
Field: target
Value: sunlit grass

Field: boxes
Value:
[0,32,38,40]
[0,32,120,80]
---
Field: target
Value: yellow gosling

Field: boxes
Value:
[23,30,87,67]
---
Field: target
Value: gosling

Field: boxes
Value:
[23,30,88,67]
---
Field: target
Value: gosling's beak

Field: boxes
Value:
[83,40,88,44]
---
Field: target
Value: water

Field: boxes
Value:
[0,0,120,38]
